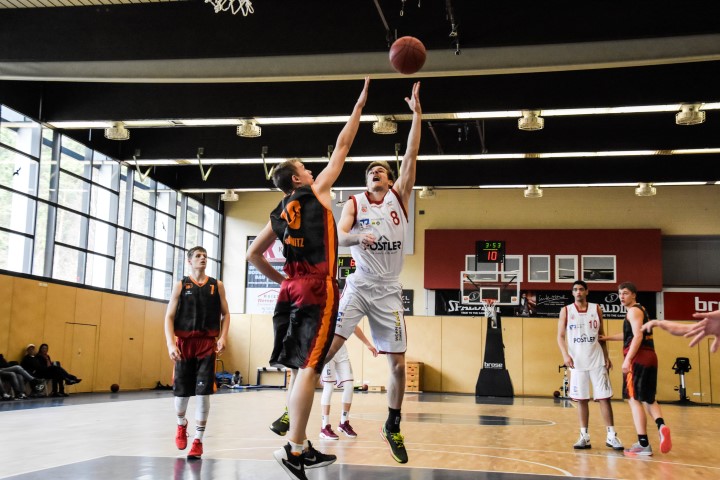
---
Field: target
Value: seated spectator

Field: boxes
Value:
[37,344,81,385]
[21,344,70,397]
[0,354,45,398]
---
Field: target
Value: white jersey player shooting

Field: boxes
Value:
[324,81,421,465]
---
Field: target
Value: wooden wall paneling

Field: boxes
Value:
[0,274,14,354]
[95,293,125,391]
[69,288,103,392]
[140,301,167,389]
[605,319,625,399]
[10,277,48,360]
[500,316,524,395]
[248,314,274,384]
[157,301,174,387]
[653,330,704,402]
[220,313,251,387]
[440,315,482,393]
[119,297,145,390]
[406,315,442,392]
[74,288,102,327]
[522,317,565,396]
[45,283,77,371]
[64,323,97,394]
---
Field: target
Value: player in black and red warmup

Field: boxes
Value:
[602,281,671,457]
[164,246,230,460]
[247,77,369,480]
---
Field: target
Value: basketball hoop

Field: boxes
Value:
[481,298,498,328]
[205,0,254,16]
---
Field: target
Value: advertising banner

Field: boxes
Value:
[435,289,657,319]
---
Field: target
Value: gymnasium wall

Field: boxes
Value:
[0,274,173,393]
[223,185,720,402]
[2,186,717,400]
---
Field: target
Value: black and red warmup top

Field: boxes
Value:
[174,276,221,338]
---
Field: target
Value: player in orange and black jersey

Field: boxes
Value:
[602,281,671,457]
[247,78,369,480]
[164,246,230,460]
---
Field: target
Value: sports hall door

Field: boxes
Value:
[63,323,98,393]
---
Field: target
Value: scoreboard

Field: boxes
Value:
[476,240,506,264]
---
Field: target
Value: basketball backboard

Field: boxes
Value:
[460,270,520,306]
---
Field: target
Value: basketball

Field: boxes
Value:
[553,390,560,398]
[110,384,120,393]
[389,36,426,75]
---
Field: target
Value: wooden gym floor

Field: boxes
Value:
[0,389,718,479]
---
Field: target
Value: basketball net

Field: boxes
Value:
[481,298,498,329]
[205,0,254,16]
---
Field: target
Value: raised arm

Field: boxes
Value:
[392,81,422,206]
[314,77,370,198]
[246,222,286,285]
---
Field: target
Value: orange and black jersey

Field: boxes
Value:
[270,185,337,279]
[174,276,221,338]
[623,303,655,352]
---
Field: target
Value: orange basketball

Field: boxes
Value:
[389,36,426,75]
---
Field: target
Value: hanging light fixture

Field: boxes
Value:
[237,119,262,137]
[418,186,436,199]
[220,189,239,201]
[372,116,398,134]
[524,184,543,198]
[635,182,657,196]
[518,110,544,131]
[675,104,706,125]
[104,121,130,140]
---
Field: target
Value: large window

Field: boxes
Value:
[0,104,223,300]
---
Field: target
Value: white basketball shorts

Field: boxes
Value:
[569,365,613,400]
[336,273,407,354]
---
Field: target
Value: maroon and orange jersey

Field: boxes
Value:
[270,185,337,279]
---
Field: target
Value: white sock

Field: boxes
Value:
[607,426,616,438]
[580,427,589,439]
[177,416,187,426]
[195,425,205,440]
[290,440,303,455]
[340,411,349,423]
[321,415,330,428]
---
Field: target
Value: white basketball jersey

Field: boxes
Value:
[349,189,407,281]
[565,302,605,371]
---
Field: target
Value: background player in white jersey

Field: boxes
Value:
[319,326,378,440]
[557,280,623,450]
[324,81,421,464]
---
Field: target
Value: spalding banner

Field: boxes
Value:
[435,289,656,319]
